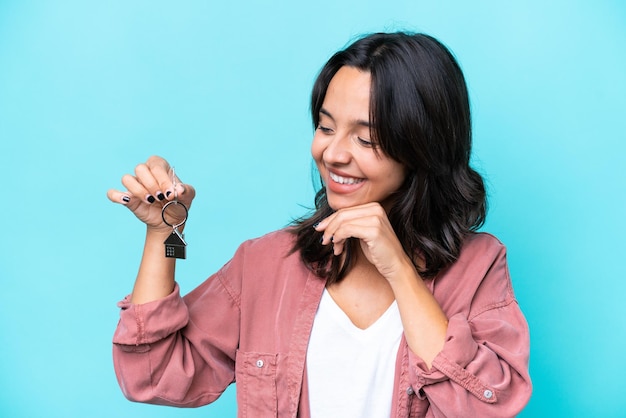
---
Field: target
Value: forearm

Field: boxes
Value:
[131,227,177,304]
[388,258,448,369]
[107,156,195,304]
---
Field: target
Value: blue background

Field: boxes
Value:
[1,1,625,417]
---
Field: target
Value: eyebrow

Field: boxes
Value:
[319,107,371,128]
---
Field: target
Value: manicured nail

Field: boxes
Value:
[166,190,172,198]
[122,195,130,203]
[147,195,156,204]
[157,192,165,201]
[312,222,320,229]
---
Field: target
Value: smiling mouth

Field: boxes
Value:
[329,172,364,185]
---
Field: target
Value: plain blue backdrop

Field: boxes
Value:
[1,1,625,416]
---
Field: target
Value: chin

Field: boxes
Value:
[326,195,371,211]
[326,193,397,213]
[326,197,355,211]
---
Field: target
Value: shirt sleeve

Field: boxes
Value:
[112,261,241,407]
[407,239,532,418]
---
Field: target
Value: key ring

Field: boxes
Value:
[161,200,188,229]
[172,167,179,201]
[162,166,188,259]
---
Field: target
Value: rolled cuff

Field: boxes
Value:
[409,313,497,402]
[113,283,189,346]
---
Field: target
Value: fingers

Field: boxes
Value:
[122,169,152,204]
[327,217,383,256]
[176,182,195,206]
[144,156,195,205]
[110,156,190,202]
[108,156,196,209]
[316,203,386,241]
[107,187,144,212]
[314,203,410,279]
[146,156,174,199]
[108,156,196,232]
[107,188,131,205]
[315,203,389,255]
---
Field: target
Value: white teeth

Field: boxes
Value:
[329,172,364,185]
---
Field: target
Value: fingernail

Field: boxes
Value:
[147,195,156,204]
[157,192,165,201]
[312,222,320,229]
[122,196,130,203]
[166,190,172,198]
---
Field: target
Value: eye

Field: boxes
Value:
[356,137,376,148]
[317,125,333,134]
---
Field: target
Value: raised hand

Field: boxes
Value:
[314,202,415,280]
[316,202,449,367]
[107,156,197,303]
[107,156,196,233]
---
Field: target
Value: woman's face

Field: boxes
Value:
[312,66,406,211]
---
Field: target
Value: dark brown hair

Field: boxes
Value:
[291,32,487,283]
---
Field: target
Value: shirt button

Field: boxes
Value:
[484,389,493,399]
[256,360,264,368]
[406,386,415,396]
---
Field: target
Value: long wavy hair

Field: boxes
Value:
[290,32,487,284]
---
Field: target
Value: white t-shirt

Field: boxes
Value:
[307,288,404,418]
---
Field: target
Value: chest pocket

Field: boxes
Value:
[235,351,278,418]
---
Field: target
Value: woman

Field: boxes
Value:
[108,32,531,417]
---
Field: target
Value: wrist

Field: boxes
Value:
[384,254,421,286]
[146,224,179,237]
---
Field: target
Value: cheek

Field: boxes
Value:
[384,162,407,189]
[310,134,324,163]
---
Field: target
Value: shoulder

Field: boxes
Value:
[221,227,302,274]
[451,232,508,270]
[432,232,513,314]
[453,231,509,278]
[214,228,310,301]
[237,228,298,257]
[460,232,506,256]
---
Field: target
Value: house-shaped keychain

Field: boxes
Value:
[164,228,187,259]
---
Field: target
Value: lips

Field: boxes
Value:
[329,171,364,185]
[325,169,366,199]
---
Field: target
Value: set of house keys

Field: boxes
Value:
[161,168,187,259]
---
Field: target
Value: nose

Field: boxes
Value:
[323,131,352,165]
